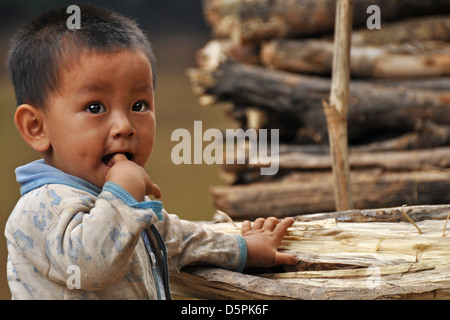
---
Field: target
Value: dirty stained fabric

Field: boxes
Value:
[5,159,247,299]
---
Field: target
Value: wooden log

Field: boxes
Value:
[296,204,450,223]
[353,120,450,151]
[199,16,450,76]
[223,145,450,174]
[210,169,450,220]
[196,39,261,72]
[171,263,450,299]
[203,0,450,43]
[229,105,450,146]
[221,144,450,185]
[228,105,302,143]
[187,60,450,144]
[170,205,450,299]
[277,146,450,171]
[352,15,450,45]
[170,266,302,300]
[371,77,450,91]
[262,39,450,78]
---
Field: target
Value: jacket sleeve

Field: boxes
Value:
[35,182,162,290]
[154,210,247,273]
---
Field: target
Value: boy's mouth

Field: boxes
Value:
[102,152,133,167]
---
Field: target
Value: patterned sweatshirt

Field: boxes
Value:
[5,159,247,299]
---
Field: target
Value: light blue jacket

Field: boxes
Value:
[5,159,247,299]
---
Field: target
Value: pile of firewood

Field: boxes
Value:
[187,0,450,220]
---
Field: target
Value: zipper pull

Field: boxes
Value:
[150,252,156,265]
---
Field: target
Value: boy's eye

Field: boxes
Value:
[86,103,106,114]
[132,101,149,112]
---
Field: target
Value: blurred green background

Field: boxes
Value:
[0,0,236,299]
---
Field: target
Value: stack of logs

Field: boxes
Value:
[187,0,450,220]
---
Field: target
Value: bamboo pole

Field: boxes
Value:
[322,0,354,211]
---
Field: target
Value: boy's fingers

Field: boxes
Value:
[241,220,251,234]
[263,217,279,231]
[148,183,162,199]
[110,153,128,165]
[274,252,299,266]
[253,218,265,230]
[274,217,295,235]
[152,184,162,199]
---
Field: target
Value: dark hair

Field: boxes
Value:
[7,5,157,108]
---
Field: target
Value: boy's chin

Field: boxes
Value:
[83,166,110,190]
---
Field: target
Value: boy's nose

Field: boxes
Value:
[111,115,136,139]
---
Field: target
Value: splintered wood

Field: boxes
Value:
[170,205,450,300]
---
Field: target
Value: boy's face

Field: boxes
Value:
[42,49,156,189]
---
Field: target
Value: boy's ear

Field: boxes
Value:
[14,104,51,153]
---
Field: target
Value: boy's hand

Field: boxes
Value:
[105,153,161,202]
[242,217,299,268]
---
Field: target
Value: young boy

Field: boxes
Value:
[5,5,298,299]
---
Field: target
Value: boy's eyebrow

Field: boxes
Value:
[80,82,113,95]
[131,84,153,94]
[79,83,153,95]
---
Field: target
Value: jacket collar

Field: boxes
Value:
[16,159,102,196]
